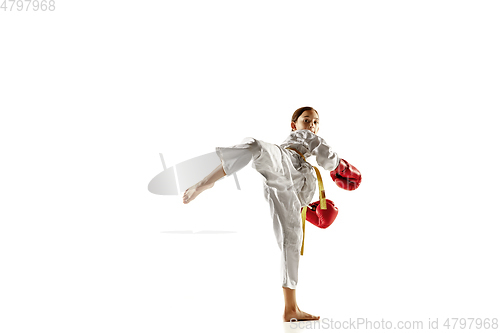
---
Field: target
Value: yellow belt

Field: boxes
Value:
[286,148,326,255]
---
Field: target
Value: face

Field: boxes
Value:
[291,110,319,134]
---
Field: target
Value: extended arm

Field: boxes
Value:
[306,131,362,191]
[307,133,341,171]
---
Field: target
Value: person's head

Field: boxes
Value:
[291,106,319,134]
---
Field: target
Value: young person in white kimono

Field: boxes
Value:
[183,107,360,322]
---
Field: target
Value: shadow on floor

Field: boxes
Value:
[161,230,237,234]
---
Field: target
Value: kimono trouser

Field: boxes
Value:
[216,137,315,289]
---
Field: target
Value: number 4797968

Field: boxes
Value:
[1,0,55,11]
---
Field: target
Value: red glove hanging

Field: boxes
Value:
[301,199,339,229]
[330,159,362,191]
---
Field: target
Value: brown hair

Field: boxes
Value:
[291,106,319,123]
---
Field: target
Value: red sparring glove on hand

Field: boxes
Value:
[330,159,362,191]
[302,199,339,229]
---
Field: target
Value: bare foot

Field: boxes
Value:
[182,181,214,204]
[283,306,320,322]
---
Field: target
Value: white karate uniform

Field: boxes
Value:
[215,129,340,289]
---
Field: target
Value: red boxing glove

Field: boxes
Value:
[302,199,339,229]
[330,159,362,191]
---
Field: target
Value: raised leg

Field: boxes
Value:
[183,163,226,204]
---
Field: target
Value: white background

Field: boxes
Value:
[1,1,499,332]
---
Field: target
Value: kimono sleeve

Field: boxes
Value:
[307,132,341,172]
